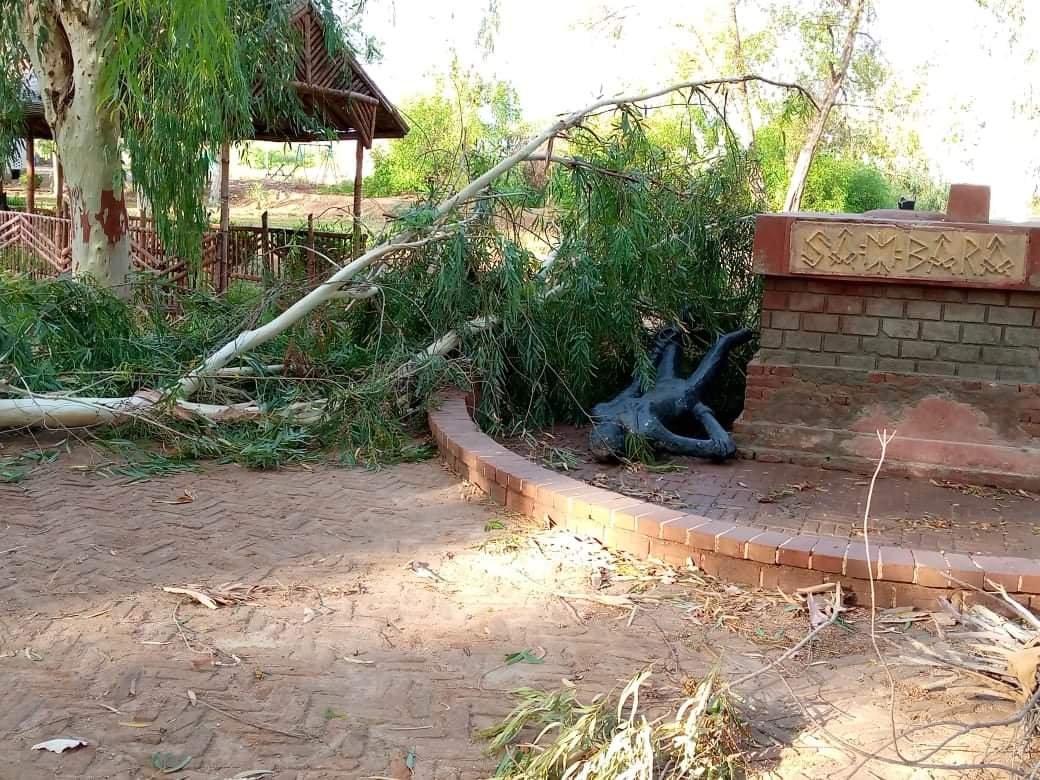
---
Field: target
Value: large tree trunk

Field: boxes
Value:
[729,0,767,202]
[19,3,130,293]
[729,1,757,142]
[782,0,866,212]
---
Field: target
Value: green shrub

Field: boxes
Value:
[364,93,461,197]
[843,165,894,212]
[763,153,894,214]
[240,144,315,171]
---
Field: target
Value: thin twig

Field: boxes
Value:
[172,601,208,655]
[196,697,310,740]
[557,595,585,625]
[862,429,908,765]
[860,685,1040,770]
[727,594,841,690]
[777,673,1029,777]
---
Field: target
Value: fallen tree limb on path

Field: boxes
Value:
[0,389,325,429]
[0,74,809,431]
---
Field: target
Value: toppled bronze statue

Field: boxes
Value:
[589,324,753,462]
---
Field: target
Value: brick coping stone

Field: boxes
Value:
[429,391,1040,609]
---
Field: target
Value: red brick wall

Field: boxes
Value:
[759,277,1040,383]
[739,276,1040,489]
[742,365,1040,453]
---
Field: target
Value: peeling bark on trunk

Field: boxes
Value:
[782,0,866,213]
[19,2,130,294]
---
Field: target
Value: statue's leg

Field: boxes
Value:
[656,341,680,381]
[645,406,737,460]
[683,328,754,395]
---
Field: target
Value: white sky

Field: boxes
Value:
[359,0,1040,219]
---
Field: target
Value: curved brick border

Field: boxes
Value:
[429,391,1040,610]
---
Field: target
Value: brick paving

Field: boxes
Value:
[0,437,1027,778]
[503,425,1040,557]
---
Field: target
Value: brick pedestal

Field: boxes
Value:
[736,187,1040,490]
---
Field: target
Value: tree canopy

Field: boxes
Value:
[671,0,946,212]
[0,0,373,281]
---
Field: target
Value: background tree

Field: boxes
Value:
[0,1,372,292]
[778,0,869,210]
[679,0,944,213]
[365,66,528,199]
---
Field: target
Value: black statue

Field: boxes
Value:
[589,325,753,462]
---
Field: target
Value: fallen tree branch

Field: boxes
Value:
[526,153,649,184]
[0,389,325,429]
[0,395,153,428]
[525,152,688,196]
[0,74,810,431]
[904,584,1040,704]
[775,671,1030,776]
[196,697,311,740]
[173,75,810,398]
[208,364,284,378]
[393,316,500,381]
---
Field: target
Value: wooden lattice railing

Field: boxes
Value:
[0,209,357,291]
[0,210,71,277]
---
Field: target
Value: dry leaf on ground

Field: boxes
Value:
[31,738,88,753]
[386,753,413,779]
[163,586,218,609]
[163,582,265,608]
[156,489,195,504]
[1007,646,1040,696]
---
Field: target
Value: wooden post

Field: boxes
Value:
[307,213,316,284]
[55,158,64,216]
[26,135,35,213]
[218,142,230,293]
[353,140,364,258]
[260,210,270,278]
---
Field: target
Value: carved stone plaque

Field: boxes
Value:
[789,221,1028,283]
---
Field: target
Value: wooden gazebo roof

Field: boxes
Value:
[21,1,408,148]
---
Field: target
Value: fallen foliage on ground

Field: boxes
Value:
[905,583,1040,714]
[480,668,746,779]
[1,82,768,467]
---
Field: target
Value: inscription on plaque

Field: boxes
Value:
[789,221,1028,283]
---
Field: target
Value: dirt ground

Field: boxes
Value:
[0,435,1033,779]
[219,180,408,231]
[4,170,409,231]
